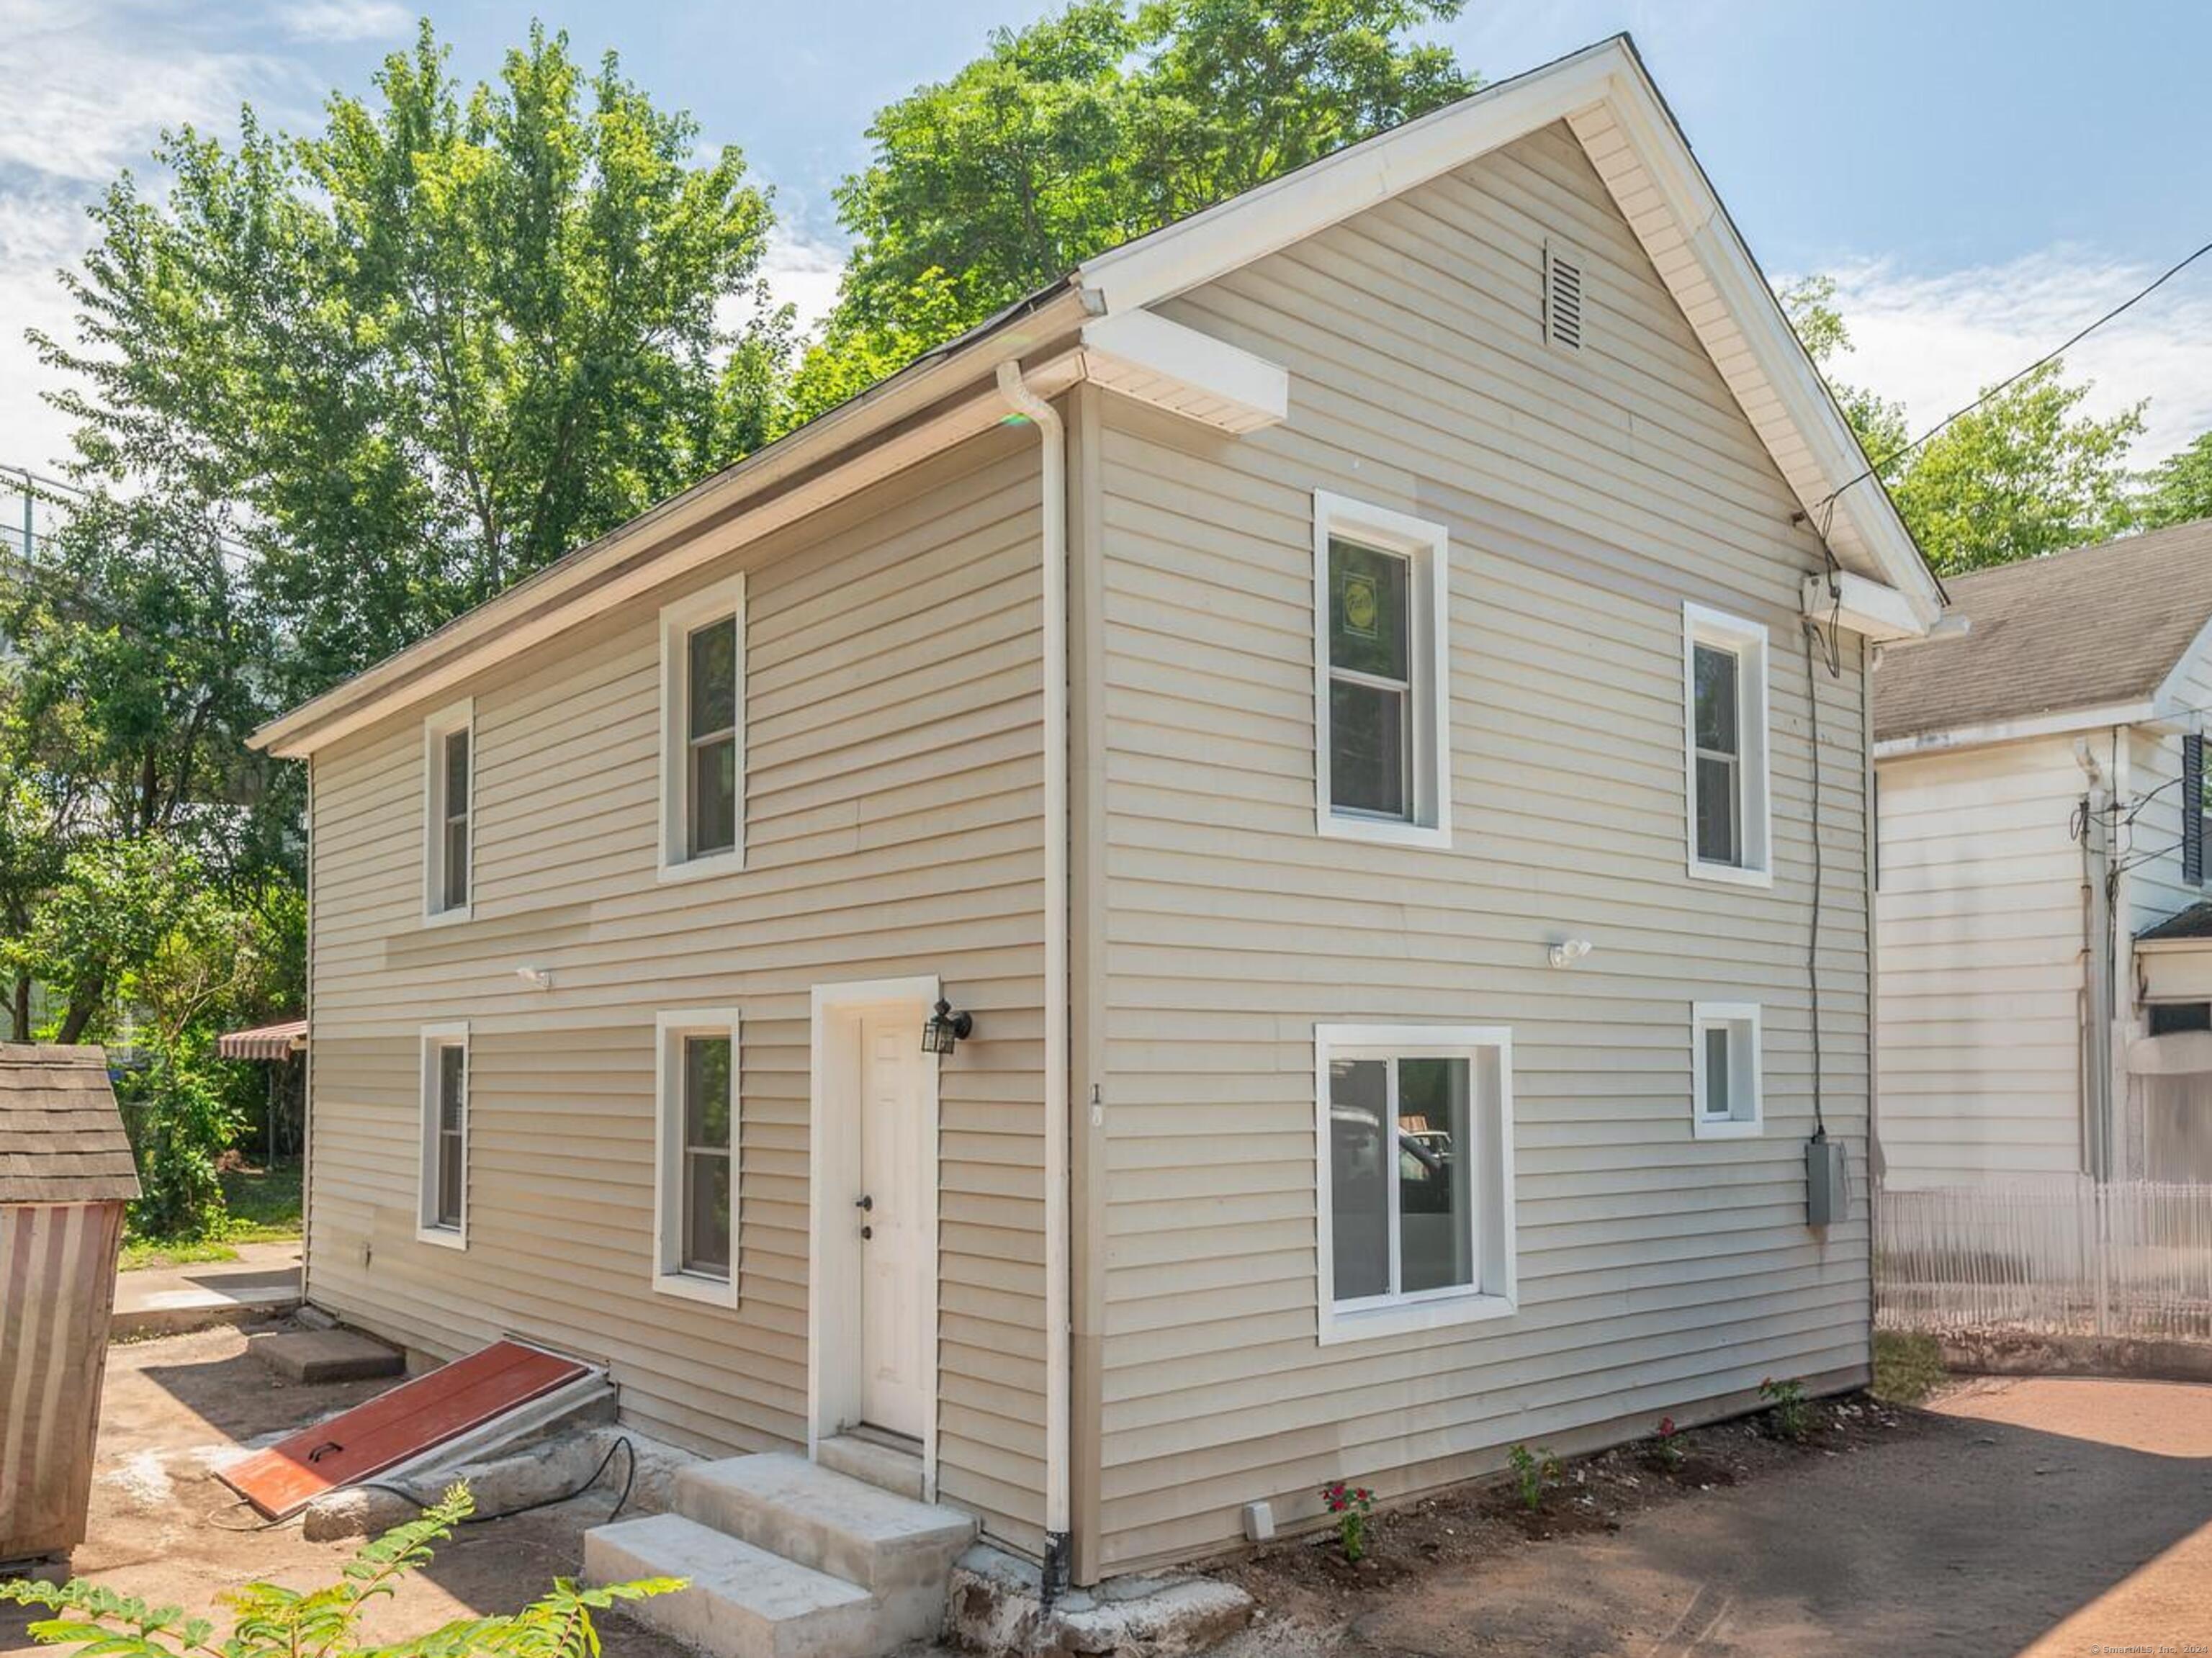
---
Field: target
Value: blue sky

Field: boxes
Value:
[4,0,2208,471]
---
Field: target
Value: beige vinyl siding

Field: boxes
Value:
[306,428,1049,1552]
[1084,124,1874,1572]
[1874,736,2089,1188]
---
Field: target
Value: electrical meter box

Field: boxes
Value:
[1807,1134,1848,1227]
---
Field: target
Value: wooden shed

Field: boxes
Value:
[0,1044,139,1567]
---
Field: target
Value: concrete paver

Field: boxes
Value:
[111,1241,302,1338]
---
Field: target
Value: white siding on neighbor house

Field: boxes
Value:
[1082,122,1876,1573]
[1874,735,2090,1189]
[307,429,1051,1552]
[2123,638,2212,937]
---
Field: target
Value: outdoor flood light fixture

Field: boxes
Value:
[922,998,973,1056]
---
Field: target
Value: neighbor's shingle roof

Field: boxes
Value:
[0,1043,140,1205]
[1874,518,2212,744]
[2140,901,2212,943]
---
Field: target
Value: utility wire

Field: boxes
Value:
[1808,235,2212,520]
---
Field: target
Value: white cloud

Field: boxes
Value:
[1807,248,2212,467]
[276,0,411,43]
[757,222,848,333]
[0,1,291,184]
[0,192,96,472]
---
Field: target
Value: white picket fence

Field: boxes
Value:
[1876,1180,2212,1341]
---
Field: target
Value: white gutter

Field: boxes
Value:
[1874,700,2162,761]
[994,361,1072,1590]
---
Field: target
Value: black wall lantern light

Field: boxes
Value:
[921,998,974,1056]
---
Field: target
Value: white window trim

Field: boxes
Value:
[658,572,747,883]
[421,698,475,925]
[653,1007,742,1307]
[1682,601,1773,888]
[1313,492,1453,850]
[416,1022,469,1250]
[1314,1022,1516,1346]
[1691,1001,1763,1140]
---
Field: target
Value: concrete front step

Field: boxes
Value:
[815,1435,924,1501]
[585,1513,878,1658]
[674,1454,975,1646]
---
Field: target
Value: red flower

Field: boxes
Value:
[1657,1416,1677,1438]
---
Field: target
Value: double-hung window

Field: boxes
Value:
[660,574,745,878]
[1691,1002,1762,1138]
[417,1024,469,1248]
[423,700,474,922]
[1683,603,1771,884]
[1313,492,1452,848]
[654,1009,740,1305]
[1315,1024,1514,1344]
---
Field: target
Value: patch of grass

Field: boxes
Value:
[1873,1330,1949,1405]
[117,1236,240,1272]
[120,1156,302,1271]
[219,1155,304,1241]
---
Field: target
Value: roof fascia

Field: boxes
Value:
[1873,700,2157,761]
[252,288,1094,757]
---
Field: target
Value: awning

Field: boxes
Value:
[217,1019,307,1061]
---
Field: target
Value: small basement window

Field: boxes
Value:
[1316,1024,1514,1344]
[2149,1002,2212,1037]
[655,1009,741,1306]
[660,574,746,879]
[1691,1002,1762,1139]
[422,700,474,923]
[1313,492,1452,849]
[1683,603,1772,885]
[417,1023,469,1248]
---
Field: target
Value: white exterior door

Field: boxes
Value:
[858,1011,930,1439]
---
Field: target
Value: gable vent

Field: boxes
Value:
[1544,241,1585,351]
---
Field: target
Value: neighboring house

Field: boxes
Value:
[1874,518,2212,1189]
[251,35,1941,1589]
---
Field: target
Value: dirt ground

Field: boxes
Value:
[0,1323,689,1658]
[11,1327,2212,1658]
[1218,1379,2212,1657]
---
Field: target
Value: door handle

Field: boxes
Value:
[860,1225,873,1240]
[855,1195,873,1211]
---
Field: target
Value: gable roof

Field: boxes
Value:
[253,32,1939,760]
[1874,518,2212,749]
[0,1044,140,1205]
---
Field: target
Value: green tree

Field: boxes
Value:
[1783,276,2143,575]
[1891,362,2143,574]
[2134,430,2212,529]
[1780,275,1908,464]
[791,0,1476,428]
[0,487,271,1042]
[37,21,782,698]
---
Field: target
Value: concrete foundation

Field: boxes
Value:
[947,1544,1254,1658]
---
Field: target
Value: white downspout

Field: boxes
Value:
[994,360,1071,1592]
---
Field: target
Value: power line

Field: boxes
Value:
[1809,234,2212,520]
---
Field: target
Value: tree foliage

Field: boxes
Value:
[1783,276,2144,575]
[1,1486,678,1658]
[1889,362,2144,574]
[2134,430,2212,531]
[37,22,781,698]
[790,0,1476,428]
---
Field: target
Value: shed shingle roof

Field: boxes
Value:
[0,1043,140,1204]
[1874,518,2212,744]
